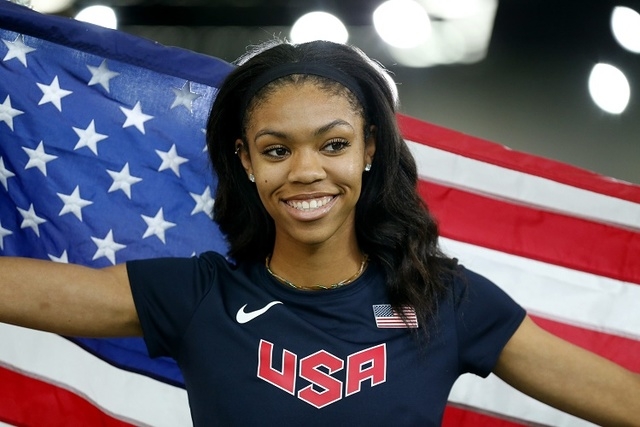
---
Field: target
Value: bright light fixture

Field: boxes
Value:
[75,5,118,30]
[588,63,630,114]
[290,11,349,44]
[384,0,497,67]
[611,6,640,53]
[373,0,432,49]
[30,0,75,14]
[421,0,484,19]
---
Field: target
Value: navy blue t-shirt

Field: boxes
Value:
[127,252,525,426]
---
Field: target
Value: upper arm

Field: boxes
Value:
[0,257,141,337]
[494,315,640,426]
[58,261,143,337]
[99,263,143,336]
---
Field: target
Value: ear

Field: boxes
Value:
[364,125,377,166]
[235,139,253,175]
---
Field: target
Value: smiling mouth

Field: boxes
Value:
[286,196,334,211]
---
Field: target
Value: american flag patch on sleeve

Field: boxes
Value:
[372,304,419,329]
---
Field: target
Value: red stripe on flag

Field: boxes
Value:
[531,315,640,372]
[443,404,529,427]
[0,365,134,427]
[398,113,640,204]
[418,180,640,285]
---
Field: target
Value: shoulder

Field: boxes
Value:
[441,263,526,333]
[450,264,527,375]
[126,251,242,291]
[127,251,232,272]
[446,263,513,305]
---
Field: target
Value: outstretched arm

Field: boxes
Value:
[495,315,640,426]
[0,257,141,337]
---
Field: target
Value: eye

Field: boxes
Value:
[262,145,290,159]
[322,138,350,153]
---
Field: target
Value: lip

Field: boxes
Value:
[281,194,338,221]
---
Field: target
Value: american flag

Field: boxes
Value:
[1,2,639,426]
[372,304,419,329]
[0,2,231,426]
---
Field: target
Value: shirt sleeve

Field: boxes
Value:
[454,266,527,377]
[126,253,218,359]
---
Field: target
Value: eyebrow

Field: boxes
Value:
[254,119,355,141]
[314,119,355,136]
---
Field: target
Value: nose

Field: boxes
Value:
[287,149,326,183]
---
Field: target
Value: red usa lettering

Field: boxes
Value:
[257,340,387,408]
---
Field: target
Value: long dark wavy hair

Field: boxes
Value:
[206,39,457,333]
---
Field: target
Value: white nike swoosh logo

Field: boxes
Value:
[236,301,283,324]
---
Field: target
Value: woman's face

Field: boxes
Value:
[238,81,376,251]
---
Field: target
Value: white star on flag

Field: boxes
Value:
[36,76,73,112]
[87,59,120,92]
[120,101,153,134]
[48,250,69,263]
[201,128,208,152]
[0,95,24,131]
[0,221,12,250]
[0,157,15,190]
[171,81,201,112]
[91,229,126,265]
[73,120,109,155]
[2,35,36,66]
[141,208,176,244]
[190,186,214,217]
[17,203,47,237]
[106,162,143,199]
[57,185,93,220]
[156,144,188,177]
[23,141,57,176]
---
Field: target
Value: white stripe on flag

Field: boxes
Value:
[408,140,640,230]
[449,373,599,427]
[440,237,640,341]
[0,323,191,427]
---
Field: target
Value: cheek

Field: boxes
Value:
[337,154,366,179]
[255,165,283,185]
[253,183,274,214]
[253,166,283,200]
[326,163,364,193]
[343,165,362,182]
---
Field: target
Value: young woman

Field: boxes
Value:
[1,40,639,426]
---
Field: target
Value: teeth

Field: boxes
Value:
[288,196,332,211]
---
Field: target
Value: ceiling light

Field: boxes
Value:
[75,5,117,30]
[373,0,431,49]
[290,11,348,44]
[611,6,640,53]
[588,63,630,114]
[30,0,75,14]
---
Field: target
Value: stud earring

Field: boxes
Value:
[249,173,255,182]
[364,164,372,172]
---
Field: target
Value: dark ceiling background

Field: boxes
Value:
[69,0,640,184]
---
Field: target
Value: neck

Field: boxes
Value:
[268,238,365,290]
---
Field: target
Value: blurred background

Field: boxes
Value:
[20,0,640,184]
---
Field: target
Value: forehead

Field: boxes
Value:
[244,80,364,134]
[245,75,363,119]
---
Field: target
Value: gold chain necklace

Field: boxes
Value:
[265,255,369,291]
